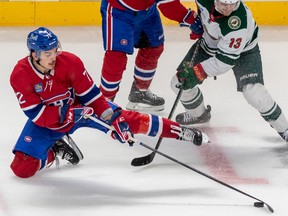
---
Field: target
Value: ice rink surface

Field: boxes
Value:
[0,26,288,216]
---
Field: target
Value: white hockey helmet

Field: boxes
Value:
[215,0,241,15]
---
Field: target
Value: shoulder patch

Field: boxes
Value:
[34,83,43,93]
[228,16,241,30]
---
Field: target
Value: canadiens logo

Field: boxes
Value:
[34,83,43,93]
[43,90,73,106]
[228,16,241,30]
[120,39,128,46]
[24,136,32,142]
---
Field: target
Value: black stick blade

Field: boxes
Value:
[265,203,274,213]
[131,153,155,166]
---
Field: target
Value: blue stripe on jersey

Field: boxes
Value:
[107,101,121,111]
[24,104,44,120]
[78,85,101,104]
[148,115,159,137]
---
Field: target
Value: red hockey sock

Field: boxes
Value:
[100,51,127,99]
[134,44,164,90]
[161,118,180,139]
[46,149,55,167]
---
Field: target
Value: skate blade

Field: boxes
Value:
[202,132,210,144]
[64,135,84,160]
[126,102,165,112]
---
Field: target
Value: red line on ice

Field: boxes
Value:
[199,127,268,184]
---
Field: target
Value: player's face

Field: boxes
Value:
[38,44,62,70]
[36,43,62,72]
[215,0,237,16]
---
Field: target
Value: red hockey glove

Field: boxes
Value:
[190,31,203,40]
[179,9,204,37]
[176,63,207,90]
[108,110,134,146]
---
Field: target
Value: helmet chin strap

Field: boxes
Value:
[33,57,51,74]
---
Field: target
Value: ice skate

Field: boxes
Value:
[126,81,165,112]
[52,134,83,165]
[176,105,211,125]
[177,127,209,146]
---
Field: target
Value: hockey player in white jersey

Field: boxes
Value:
[170,0,288,141]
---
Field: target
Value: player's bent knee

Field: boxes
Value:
[10,151,41,178]
[242,83,274,112]
[150,44,164,58]
[137,44,164,64]
[170,74,180,94]
[104,51,127,73]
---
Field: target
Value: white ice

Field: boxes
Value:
[0,26,288,216]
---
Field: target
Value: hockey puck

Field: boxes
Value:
[254,202,264,207]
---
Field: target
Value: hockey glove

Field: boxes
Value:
[176,63,207,90]
[60,104,94,124]
[108,110,134,146]
[179,9,203,36]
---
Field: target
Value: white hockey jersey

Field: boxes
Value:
[197,0,259,77]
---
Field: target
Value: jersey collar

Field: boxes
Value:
[28,57,55,79]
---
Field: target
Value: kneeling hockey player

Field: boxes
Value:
[10,27,208,178]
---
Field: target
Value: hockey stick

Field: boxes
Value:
[86,115,274,213]
[131,88,183,166]
[131,40,201,166]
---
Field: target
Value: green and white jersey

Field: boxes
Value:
[197,0,259,77]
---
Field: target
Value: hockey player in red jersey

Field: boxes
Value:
[100,0,203,111]
[10,27,207,178]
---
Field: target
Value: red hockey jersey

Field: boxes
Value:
[10,51,111,132]
[108,0,192,23]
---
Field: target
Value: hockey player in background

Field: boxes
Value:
[171,0,288,141]
[99,0,203,112]
[10,27,206,178]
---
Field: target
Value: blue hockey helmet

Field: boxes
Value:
[27,27,59,55]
